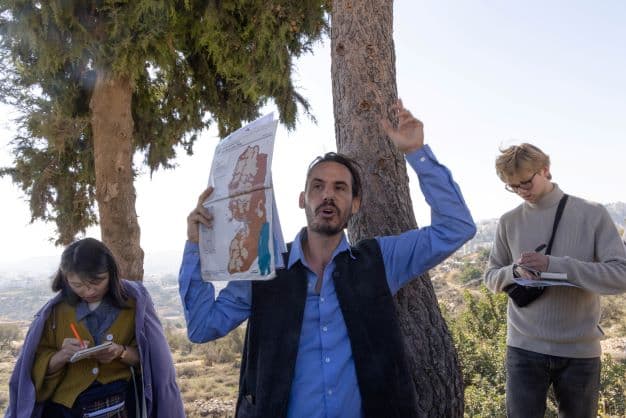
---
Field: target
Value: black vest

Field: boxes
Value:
[235,238,419,418]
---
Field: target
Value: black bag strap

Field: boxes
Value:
[545,194,568,255]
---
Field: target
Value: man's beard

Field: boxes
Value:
[310,221,346,236]
[305,202,350,236]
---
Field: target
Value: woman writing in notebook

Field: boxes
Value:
[6,238,184,418]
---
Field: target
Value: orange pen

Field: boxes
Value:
[70,322,86,349]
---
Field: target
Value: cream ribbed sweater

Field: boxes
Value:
[484,184,626,358]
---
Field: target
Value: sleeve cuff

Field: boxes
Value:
[503,265,517,288]
[547,256,567,274]
[184,240,200,255]
[405,144,437,173]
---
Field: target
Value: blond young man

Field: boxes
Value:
[484,143,626,418]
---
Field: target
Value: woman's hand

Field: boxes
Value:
[90,342,124,364]
[90,342,140,366]
[47,338,86,374]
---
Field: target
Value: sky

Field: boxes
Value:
[1,0,625,271]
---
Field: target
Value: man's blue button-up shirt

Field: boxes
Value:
[178,145,476,418]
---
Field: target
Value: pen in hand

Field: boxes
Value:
[517,244,548,277]
[70,322,86,349]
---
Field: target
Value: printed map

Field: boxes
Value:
[199,114,285,281]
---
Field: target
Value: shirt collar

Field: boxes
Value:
[75,298,110,322]
[75,300,91,322]
[287,227,356,270]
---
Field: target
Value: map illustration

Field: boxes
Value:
[226,145,271,274]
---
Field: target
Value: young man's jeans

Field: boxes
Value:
[506,346,601,418]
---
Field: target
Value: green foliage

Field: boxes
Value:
[598,354,626,417]
[447,288,508,417]
[447,287,626,417]
[477,246,491,263]
[0,0,329,244]
[458,264,483,283]
[193,326,245,366]
[165,323,245,366]
[457,248,489,284]
[165,324,194,354]
[600,294,626,334]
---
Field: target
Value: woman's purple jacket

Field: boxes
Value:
[5,280,185,418]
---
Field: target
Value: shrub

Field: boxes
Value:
[447,287,626,416]
[458,265,483,284]
[446,288,508,416]
[165,325,194,354]
[191,326,245,366]
[0,324,21,352]
[599,354,626,416]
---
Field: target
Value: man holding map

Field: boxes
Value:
[179,99,476,418]
[484,143,626,418]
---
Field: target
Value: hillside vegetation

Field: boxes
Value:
[1,247,625,416]
[433,249,626,417]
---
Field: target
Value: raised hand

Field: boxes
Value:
[381,99,425,154]
[187,187,215,243]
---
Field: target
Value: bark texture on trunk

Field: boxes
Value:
[331,1,463,416]
[90,71,144,280]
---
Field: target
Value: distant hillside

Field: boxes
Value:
[0,202,623,279]
[606,201,626,225]
[0,250,184,279]
[461,201,626,253]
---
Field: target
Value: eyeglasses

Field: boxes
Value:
[67,277,109,291]
[505,172,538,193]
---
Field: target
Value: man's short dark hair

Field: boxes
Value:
[306,152,362,199]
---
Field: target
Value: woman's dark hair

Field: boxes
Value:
[52,238,128,307]
[306,152,363,198]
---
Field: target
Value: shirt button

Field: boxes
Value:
[322,326,328,332]
[325,357,330,363]
[320,297,325,302]
[92,367,99,375]
[327,389,333,395]
[419,156,426,162]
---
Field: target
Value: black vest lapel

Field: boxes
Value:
[236,260,307,418]
[333,239,419,418]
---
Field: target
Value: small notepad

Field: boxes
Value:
[69,341,113,363]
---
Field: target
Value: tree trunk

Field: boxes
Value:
[89,71,144,280]
[331,1,464,416]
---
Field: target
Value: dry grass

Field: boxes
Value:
[0,350,16,413]
[1,264,624,417]
[0,326,242,416]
